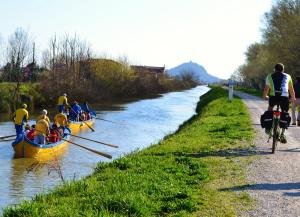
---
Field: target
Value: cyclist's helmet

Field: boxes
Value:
[274,63,284,73]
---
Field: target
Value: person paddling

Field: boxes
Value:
[69,101,83,121]
[34,115,50,145]
[82,101,91,120]
[27,125,35,141]
[57,93,69,113]
[54,111,68,127]
[48,123,60,143]
[37,109,50,125]
[82,102,90,113]
[12,104,29,140]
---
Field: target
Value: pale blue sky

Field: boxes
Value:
[0,0,273,79]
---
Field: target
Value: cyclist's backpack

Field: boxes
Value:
[260,111,273,129]
[279,112,291,129]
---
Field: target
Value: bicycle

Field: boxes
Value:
[267,104,285,154]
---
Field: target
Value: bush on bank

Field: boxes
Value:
[0,83,46,113]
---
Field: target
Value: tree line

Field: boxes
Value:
[232,0,300,89]
[0,29,198,113]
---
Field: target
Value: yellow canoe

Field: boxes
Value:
[67,118,95,134]
[12,128,71,160]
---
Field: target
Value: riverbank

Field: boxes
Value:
[0,81,197,116]
[3,86,255,216]
[0,82,45,113]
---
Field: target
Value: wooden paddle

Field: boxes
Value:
[49,128,111,159]
[95,117,126,125]
[80,118,95,132]
[0,134,16,140]
[69,106,95,132]
[61,138,112,159]
[67,133,118,148]
[0,138,15,142]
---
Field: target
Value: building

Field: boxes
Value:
[130,65,165,78]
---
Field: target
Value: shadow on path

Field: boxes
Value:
[220,182,300,197]
[278,148,300,153]
[284,192,300,197]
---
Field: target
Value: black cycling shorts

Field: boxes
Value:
[269,96,289,111]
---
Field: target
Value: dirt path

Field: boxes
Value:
[233,91,300,217]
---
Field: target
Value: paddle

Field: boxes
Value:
[95,117,126,125]
[0,138,15,142]
[61,138,112,159]
[67,133,118,148]
[40,128,112,159]
[69,106,95,132]
[0,134,16,140]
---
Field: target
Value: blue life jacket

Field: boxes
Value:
[82,104,90,113]
[69,104,82,120]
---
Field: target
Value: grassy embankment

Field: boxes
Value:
[3,86,255,217]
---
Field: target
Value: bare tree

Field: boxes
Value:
[230,68,244,83]
[4,28,33,110]
[49,35,58,80]
[7,28,32,70]
[41,34,94,96]
[41,50,51,69]
[0,34,3,67]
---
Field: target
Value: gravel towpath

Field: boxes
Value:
[234,91,300,217]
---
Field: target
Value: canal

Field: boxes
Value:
[0,85,209,212]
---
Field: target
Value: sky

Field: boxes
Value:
[0,0,274,79]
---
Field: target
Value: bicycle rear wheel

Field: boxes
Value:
[272,123,279,154]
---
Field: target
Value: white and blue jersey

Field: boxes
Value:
[266,72,293,97]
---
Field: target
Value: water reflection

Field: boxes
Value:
[0,85,209,212]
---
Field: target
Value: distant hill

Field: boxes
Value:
[166,61,220,84]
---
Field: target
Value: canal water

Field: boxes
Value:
[0,85,209,212]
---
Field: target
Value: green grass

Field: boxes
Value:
[234,86,262,97]
[3,86,255,217]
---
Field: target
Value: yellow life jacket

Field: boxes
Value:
[35,119,49,136]
[37,114,50,125]
[14,108,29,125]
[54,113,68,127]
[58,96,68,105]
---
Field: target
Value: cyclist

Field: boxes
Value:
[262,63,296,143]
